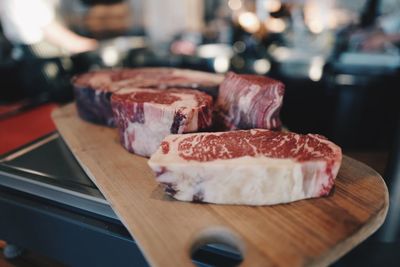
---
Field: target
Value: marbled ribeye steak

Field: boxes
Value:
[148,129,342,205]
[112,88,213,157]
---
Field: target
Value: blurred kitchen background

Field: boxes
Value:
[0,0,400,266]
[1,0,399,150]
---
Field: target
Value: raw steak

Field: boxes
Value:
[217,72,284,130]
[148,129,342,205]
[72,68,223,127]
[73,70,120,126]
[112,88,213,157]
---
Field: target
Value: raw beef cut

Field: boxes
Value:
[112,88,213,157]
[73,73,118,127]
[72,68,223,127]
[148,129,342,205]
[217,72,284,130]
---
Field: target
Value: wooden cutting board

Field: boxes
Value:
[52,103,389,267]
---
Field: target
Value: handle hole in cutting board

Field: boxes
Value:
[190,227,244,267]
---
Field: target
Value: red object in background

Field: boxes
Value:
[0,103,58,155]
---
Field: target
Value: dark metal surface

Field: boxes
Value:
[0,185,148,267]
[1,132,96,188]
[0,133,116,220]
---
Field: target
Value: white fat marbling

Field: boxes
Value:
[119,91,205,157]
[263,84,283,129]
[237,84,260,114]
[148,155,335,205]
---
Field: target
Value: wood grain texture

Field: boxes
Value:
[52,103,389,267]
